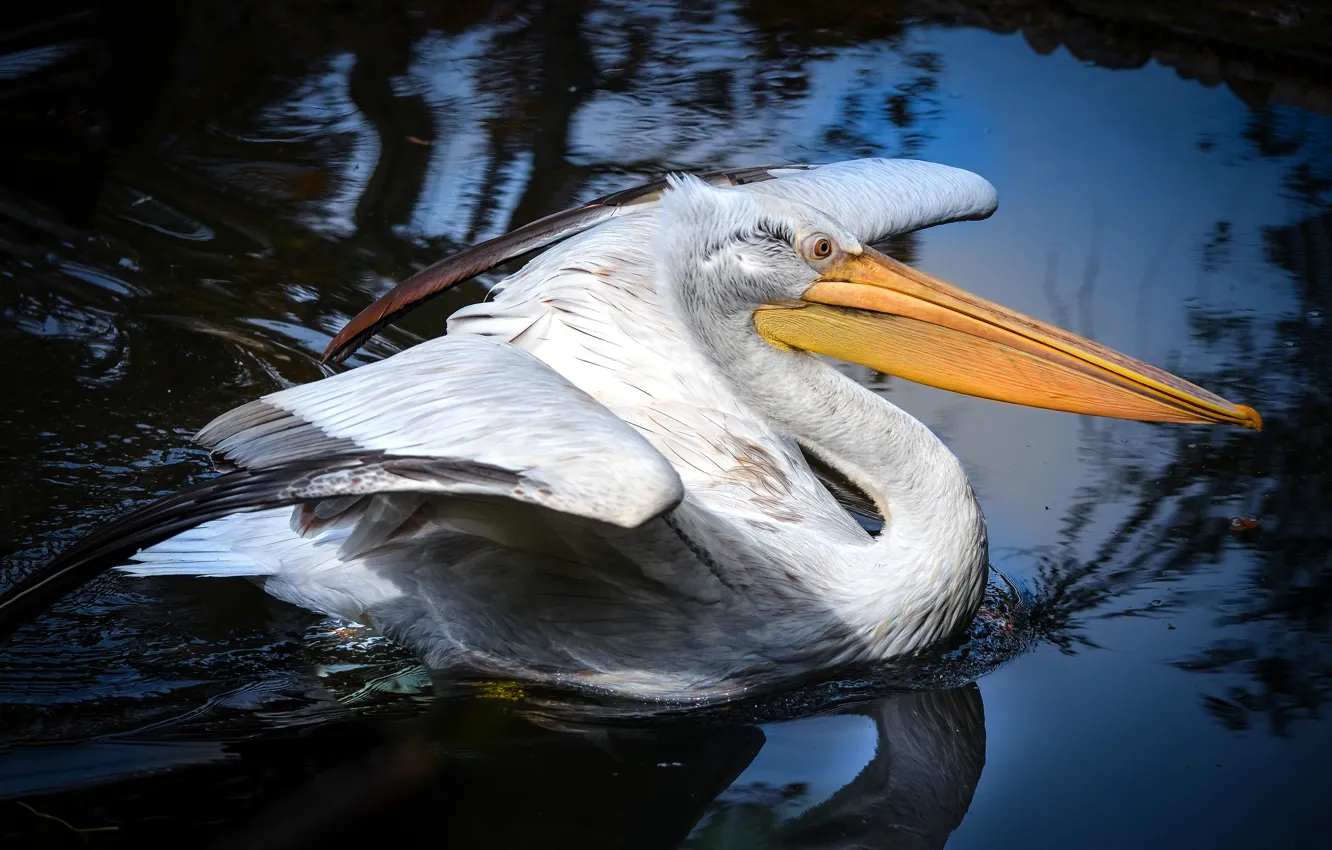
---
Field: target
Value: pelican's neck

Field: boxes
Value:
[677,307,989,655]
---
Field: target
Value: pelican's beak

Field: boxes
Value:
[754,247,1261,429]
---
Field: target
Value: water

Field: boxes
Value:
[2,2,1331,846]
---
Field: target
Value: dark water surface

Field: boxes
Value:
[3,2,1332,847]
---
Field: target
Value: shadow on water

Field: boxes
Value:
[2,0,1332,845]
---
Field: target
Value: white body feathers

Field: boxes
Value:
[122,159,998,698]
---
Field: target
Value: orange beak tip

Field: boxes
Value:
[1237,405,1263,431]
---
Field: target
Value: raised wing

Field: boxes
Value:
[0,336,683,637]
[198,334,683,525]
[321,158,997,365]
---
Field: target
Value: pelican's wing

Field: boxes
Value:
[322,158,998,364]
[0,336,683,634]
[197,334,682,526]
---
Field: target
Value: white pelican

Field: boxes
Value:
[0,159,1260,698]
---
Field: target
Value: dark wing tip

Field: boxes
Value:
[0,454,521,643]
[0,463,326,643]
[320,203,613,365]
[320,258,483,366]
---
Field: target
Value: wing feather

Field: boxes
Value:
[199,336,683,526]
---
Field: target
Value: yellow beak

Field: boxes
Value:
[754,247,1261,429]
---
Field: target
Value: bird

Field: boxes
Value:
[0,159,1261,700]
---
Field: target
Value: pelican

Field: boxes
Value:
[0,159,1260,699]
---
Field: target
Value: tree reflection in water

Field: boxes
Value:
[1021,106,1332,736]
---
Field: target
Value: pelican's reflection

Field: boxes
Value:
[198,682,986,849]
[684,686,985,848]
[0,678,984,846]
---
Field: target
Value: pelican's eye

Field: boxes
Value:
[802,234,835,263]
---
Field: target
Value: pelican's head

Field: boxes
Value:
[655,170,1260,430]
